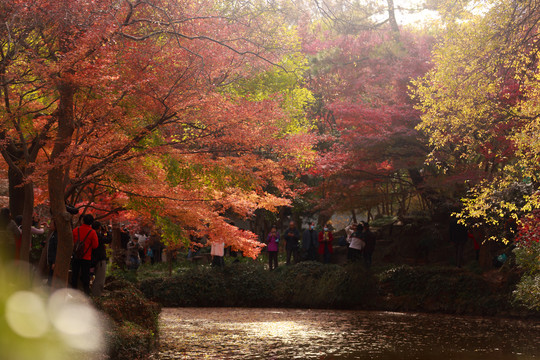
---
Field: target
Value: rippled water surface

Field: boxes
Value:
[153,308,540,360]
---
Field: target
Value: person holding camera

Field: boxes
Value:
[318,222,334,264]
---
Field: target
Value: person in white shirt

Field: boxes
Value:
[346,223,365,262]
[211,240,225,267]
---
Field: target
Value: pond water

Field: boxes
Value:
[152,308,540,360]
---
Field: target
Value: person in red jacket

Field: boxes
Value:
[71,214,99,294]
[318,222,334,264]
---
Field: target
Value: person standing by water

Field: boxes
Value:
[362,223,376,268]
[302,222,319,261]
[344,222,357,242]
[211,240,225,267]
[283,221,300,265]
[318,223,334,264]
[346,223,365,262]
[266,225,280,270]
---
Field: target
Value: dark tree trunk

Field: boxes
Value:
[111,224,123,269]
[351,209,357,224]
[4,152,37,264]
[8,166,25,217]
[19,181,34,263]
[50,81,76,289]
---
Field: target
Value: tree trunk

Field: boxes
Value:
[387,0,400,37]
[19,181,34,263]
[351,209,357,224]
[8,166,25,217]
[50,81,75,289]
[111,224,123,269]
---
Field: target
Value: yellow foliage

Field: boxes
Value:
[413,0,540,240]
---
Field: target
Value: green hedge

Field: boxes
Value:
[376,265,522,315]
[139,261,377,309]
[123,262,537,317]
[513,241,540,311]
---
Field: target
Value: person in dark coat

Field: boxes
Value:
[120,225,130,249]
[283,221,300,265]
[362,223,376,268]
[302,222,319,261]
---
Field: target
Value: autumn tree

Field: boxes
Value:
[299,8,434,221]
[0,0,314,286]
[413,0,540,241]
[0,0,61,263]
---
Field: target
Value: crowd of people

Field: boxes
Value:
[0,205,166,296]
[45,213,113,296]
[0,202,379,295]
[264,220,376,270]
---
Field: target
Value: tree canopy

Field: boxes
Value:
[0,0,539,296]
[413,0,540,241]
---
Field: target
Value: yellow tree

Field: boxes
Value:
[413,0,540,241]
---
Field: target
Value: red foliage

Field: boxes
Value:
[515,210,540,247]
[1,0,310,257]
[303,27,434,212]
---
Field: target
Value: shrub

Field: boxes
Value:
[139,262,377,309]
[513,237,540,310]
[95,280,160,360]
[106,322,156,360]
[376,265,520,314]
[271,262,376,308]
[513,274,540,311]
[140,267,228,307]
[221,262,276,307]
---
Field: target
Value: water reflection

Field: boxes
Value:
[153,308,540,360]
